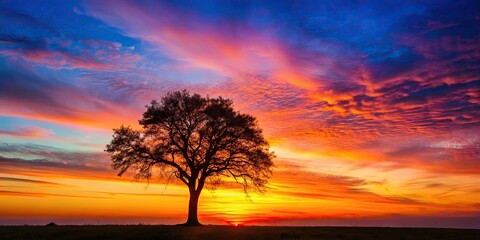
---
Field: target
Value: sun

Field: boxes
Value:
[228,221,242,227]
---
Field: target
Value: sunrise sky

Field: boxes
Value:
[0,0,479,228]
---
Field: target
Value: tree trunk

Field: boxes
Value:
[184,187,201,226]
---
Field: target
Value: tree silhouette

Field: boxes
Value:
[105,90,275,226]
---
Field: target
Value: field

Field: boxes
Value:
[1,225,480,240]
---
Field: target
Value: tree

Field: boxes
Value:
[105,90,275,226]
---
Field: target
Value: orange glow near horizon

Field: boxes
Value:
[1,154,479,226]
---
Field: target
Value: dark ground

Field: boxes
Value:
[1,225,479,240]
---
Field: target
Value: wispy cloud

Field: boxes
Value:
[0,64,141,128]
[0,127,52,139]
[0,176,64,186]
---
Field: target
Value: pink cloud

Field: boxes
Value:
[0,64,141,129]
[0,127,52,139]
[84,0,343,90]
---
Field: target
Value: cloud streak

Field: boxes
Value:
[0,127,52,138]
[0,64,141,129]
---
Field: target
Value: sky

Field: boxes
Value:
[0,0,479,228]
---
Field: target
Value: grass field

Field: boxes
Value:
[1,225,479,240]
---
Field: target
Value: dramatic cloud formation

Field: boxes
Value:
[0,0,479,227]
